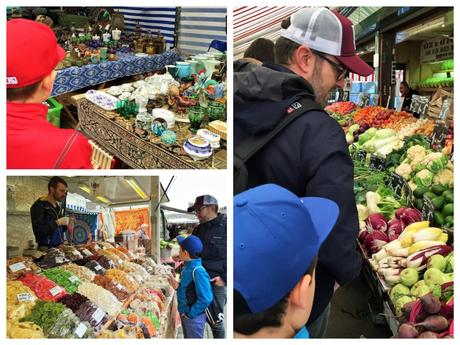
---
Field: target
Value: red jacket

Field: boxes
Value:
[7,101,92,169]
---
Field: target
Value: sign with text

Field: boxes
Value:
[420,37,453,64]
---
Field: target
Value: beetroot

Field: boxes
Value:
[397,323,419,338]
[415,315,449,332]
[364,229,389,254]
[421,293,441,314]
[387,219,405,241]
[417,331,438,338]
[365,214,388,232]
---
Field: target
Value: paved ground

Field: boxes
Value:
[324,269,392,338]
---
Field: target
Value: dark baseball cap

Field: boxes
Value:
[7,19,66,88]
[187,195,218,212]
[234,184,339,314]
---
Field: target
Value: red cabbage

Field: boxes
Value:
[400,208,422,225]
[365,214,388,233]
[364,230,389,254]
[387,219,405,241]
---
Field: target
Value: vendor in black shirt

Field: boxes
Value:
[30,176,69,251]
[400,81,420,115]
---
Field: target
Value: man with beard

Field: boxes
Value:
[234,7,373,338]
[30,176,69,251]
[188,195,227,338]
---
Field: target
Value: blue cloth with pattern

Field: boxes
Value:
[51,50,181,96]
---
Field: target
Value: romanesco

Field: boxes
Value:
[395,163,412,180]
[433,168,454,186]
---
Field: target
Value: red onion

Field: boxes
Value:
[364,229,389,254]
[387,219,405,241]
[365,214,388,233]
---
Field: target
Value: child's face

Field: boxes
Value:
[179,246,190,261]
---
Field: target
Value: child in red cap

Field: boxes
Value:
[7,19,92,169]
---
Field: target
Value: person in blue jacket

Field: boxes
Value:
[234,184,339,338]
[234,7,374,337]
[176,235,213,338]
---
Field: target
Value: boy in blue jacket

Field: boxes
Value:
[177,235,213,338]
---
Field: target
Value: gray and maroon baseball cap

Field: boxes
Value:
[187,195,218,212]
[280,7,374,77]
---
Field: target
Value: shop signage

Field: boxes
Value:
[420,37,453,63]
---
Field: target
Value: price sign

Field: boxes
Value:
[49,286,63,296]
[419,97,430,118]
[95,264,103,271]
[55,257,64,263]
[108,260,115,267]
[68,275,79,283]
[431,122,449,149]
[390,173,413,205]
[92,308,105,323]
[74,323,88,338]
[9,262,26,273]
[422,195,435,225]
[17,293,34,302]
[83,249,92,257]
[369,155,386,171]
[410,95,421,113]
[72,250,80,256]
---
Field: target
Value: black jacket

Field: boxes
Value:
[30,197,67,247]
[193,213,227,283]
[234,61,362,325]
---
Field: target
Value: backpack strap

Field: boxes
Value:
[191,266,206,282]
[236,97,323,163]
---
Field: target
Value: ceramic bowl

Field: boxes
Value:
[107,86,122,96]
[197,129,220,149]
[85,90,118,110]
[152,108,175,129]
[183,136,212,161]
[121,83,134,92]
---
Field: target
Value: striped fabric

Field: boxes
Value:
[234,6,306,58]
[177,7,227,55]
[112,7,177,46]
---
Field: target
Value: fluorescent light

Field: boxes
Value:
[79,184,91,194]
[96,195,111,204]
[125,177,149,200]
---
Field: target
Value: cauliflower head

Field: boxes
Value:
[395,163,412,180]
[406,145,426,162]
[433,169,453,187]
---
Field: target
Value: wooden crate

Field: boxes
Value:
[427,87,453,119]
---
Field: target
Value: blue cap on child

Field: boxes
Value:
[177,235,203,257]
[234,184,339,313]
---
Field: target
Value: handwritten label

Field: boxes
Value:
[50,286,63,296]
[431,122,449,149]
[92,308,105,323]
[56,257,64,263]
[74,323,87,338]
[95,264,103,271]
[116,283,124,290]
[94,244,101,250]
[422,195,435,225]
[72,250,80,256]
[369,155,386,171]
[83,249,92,257]
[356,150,367,164]
[69,275,79,283]
[9,262,26,272]
[390,172,405,195]
[17,293,34,302]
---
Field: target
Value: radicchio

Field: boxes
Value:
[387,219,406,241]
[364,230,389,254]
[365,214,388,233]
[397,208,422,225]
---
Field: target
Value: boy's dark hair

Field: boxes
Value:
[234,255,317,335]
[48,176,68,192]
[400,81,409,87]
[244,38,275,64]
[274,17,301,65]
[7,79,42,101]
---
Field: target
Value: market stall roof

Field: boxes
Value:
[62,176,169,207]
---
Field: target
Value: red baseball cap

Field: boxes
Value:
[7,19,66,88]
[280,8,374,77]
